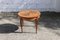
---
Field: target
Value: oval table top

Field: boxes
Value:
[18,10,41,18]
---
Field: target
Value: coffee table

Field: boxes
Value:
[18,9,41,33]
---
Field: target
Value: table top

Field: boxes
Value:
[18,10,41,18]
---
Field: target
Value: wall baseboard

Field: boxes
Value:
[0,11,60,18]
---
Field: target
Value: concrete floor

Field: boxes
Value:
[0,12,60,40]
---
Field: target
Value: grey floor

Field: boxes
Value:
[0,12,60,40]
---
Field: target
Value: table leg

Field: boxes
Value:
[20,17,23,32]
[35,18,38,33]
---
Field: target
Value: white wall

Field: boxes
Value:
[55,0,60,12]
[0,0,60,12]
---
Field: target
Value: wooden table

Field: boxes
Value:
[18,9,41,33]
